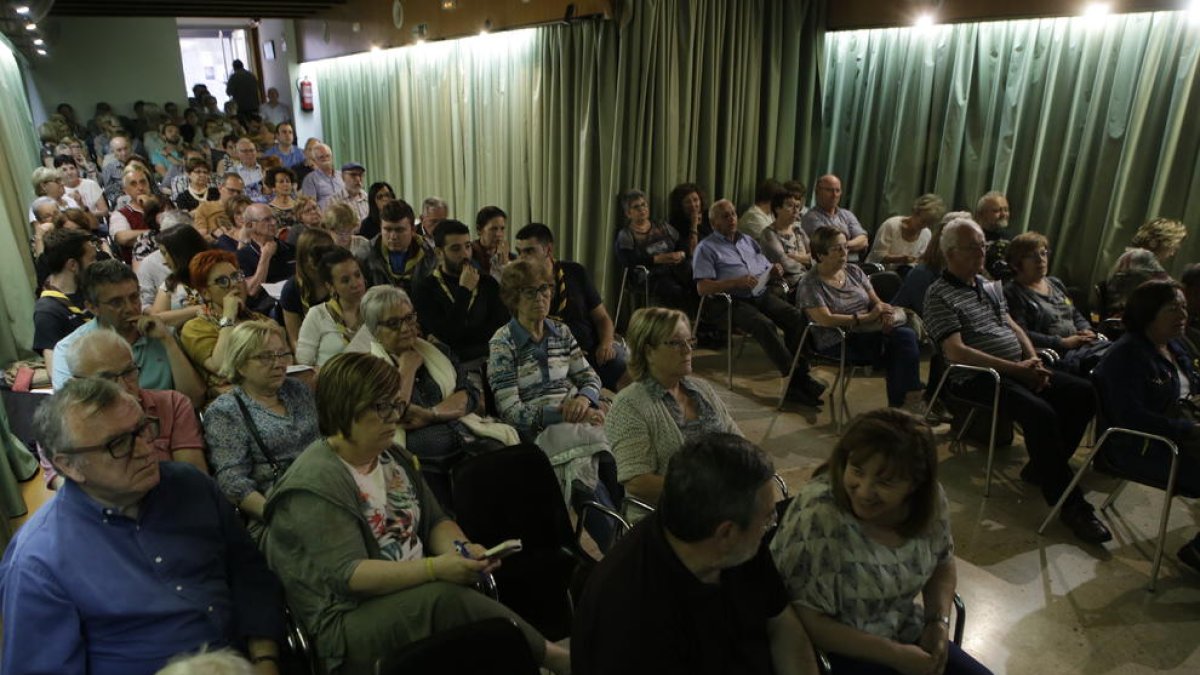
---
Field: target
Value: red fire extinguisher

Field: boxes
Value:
[298,77,314,112]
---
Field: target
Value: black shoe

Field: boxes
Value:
[785,384,823,408]
[1059,503,1113,544]
[1177,540,1200,574]
[803,376,827,397]
[1019,463,1042,487]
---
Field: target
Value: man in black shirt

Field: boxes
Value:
[33,229,97,374]
[572,433,818,675]
[514,223,629,391]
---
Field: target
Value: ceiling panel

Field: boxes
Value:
[48,0,348,19]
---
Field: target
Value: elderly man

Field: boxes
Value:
[238,203,295,298]
[923,218,1108,545]
[412,219,509,365]
[799,174,868,257]
[329,162,369,220]
[108,169,154,260]
[418,196,449,237]
[514,222,630,391]
[100,134,133,193]
[975,191,1013,280]
[572,433,818,675]
[0,378,283,675]
[51,259,205,407]
[233,137,266,203]
[299,143,343,208]
[693,199,824,407]
[360,199,436,291]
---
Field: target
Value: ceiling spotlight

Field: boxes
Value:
[25,22,36,31]
[370,44,381,52]
[1082,2,1111,18]
[33,38,43,45]
[15,6,30,15]
[1189,0,1200,22]
[914,13,935,28]
[36,48,46,56]
[440,0,457,9]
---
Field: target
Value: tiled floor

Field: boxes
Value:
[689,342,1200,675]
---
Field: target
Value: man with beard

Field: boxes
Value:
[34,229,98,373]
[975,191,1013,279]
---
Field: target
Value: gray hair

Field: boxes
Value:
[939,217,984,255]
[31,196,59,220]
[975,190,1006,214]
[159,210,194,230]
[422,196,448,213]
[912,193,946,220]
[31,166,62,194]
[708,198,733,223]
[361,285,412,332]
[65,328,133,379]
[156,647,256,675]
[620,189,647,213]
[34,377,127,463]
[219,320,284,384]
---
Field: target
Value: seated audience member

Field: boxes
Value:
[285,193,322,245]
[261,352,571,675]
[260,87,292,127]
[614,189,690,307]
[150,122,186,178]
[298,143,343,208]
[109,167,154,261]
[296,248,366,366]
[515,223,629,391]
[237,203,295,304]
[360,199,437,291]
[280,227,336,346]
[265,167,299,230]
[232,138,266,203]
[329,162,369,221]
[417,196,449,237]
[606,308,740,514]
[692,199,825,407]
[975,191,1014,280]
[150,223,209,328]
[245,114,274,148]
[180,250,272,402]
[33,229,97,372]
[0,378,284,674]
[667,182,711,252]
[868,193,945,271]
[1182,264,1200,360]
[263,121,304,169]
[412,219,510,365]
[194,173,246,244]
[739,178,782,239]
[323,202,372,259]
[135,211,188,310]
[350,286,518,504]
[1105,217,1187,317]
[51,259,205,404]
[800,174,868,258]
[168,150,211,202]
[30,166,80,219]
[757,187,811,288]
[358,181,396,240]
[892,211,966,315]
[1093,280,1200,572]
[1003,232,1107,374]
[54,154,108,217]
[28,197,61,258]
[771,409,992,675]
[798,226,923,410]
[173,158,220,212]
[204,321,318,533]
[572,433,818,675]
[471,205,515,280]
[42,327,209,487]
[100,133,134,198]
[923,218,1107,544]
[155,648,256,675]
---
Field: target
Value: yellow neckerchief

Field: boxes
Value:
[39,288,90,318]
[379,236,427,282]
[549,262,568,318]
[432,267,477,312]
[326,297,358,344]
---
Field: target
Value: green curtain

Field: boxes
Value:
[308,0,825,296]
[820,11,1200,291]
[0,37,41,365]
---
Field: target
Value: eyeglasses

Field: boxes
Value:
[249,350,294,365]
[519,284,554,300]
[69,416,160,460]
[210,271,246,289]
[376,312,419,330]
[93,363,140,382]
[1024,248,1051,260]
[371,399,409,423]
[659,338,698,352]
[955,242,991,253]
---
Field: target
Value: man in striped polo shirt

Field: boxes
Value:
[923,218,1110,545]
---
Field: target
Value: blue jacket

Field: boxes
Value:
[1093,332,1199,444]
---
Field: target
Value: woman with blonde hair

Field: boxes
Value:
[1106,217,1188,316]
[322,201,371,259]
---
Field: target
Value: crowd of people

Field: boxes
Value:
[1,82,1197,675]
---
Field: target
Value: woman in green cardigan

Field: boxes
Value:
[260,351,570,674]
[605,307,741,514]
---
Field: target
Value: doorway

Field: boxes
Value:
[178,27,255,107]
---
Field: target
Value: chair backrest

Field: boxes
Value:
[390,618,540,675]
[869,271,903,303]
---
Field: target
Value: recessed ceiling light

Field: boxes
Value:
[25,22,37,31]
[1082,2,1111,18]
[914,13,935,28]
[32,38,43,45]
[36,48,46,56]
[15,6,30,15]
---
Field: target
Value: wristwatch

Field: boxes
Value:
[218,316,236,328]
[925,613,950,629]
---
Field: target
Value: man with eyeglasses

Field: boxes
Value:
[238,203,295,303]
[923,218,1107,545]
[360,198,437,291]
[51,259,205,408]
[572,433,818,675]
[299,142,343,209]
[40,328,208,489]
[0,377,285,674]
[412,219,509,366]
[233,137,267,203]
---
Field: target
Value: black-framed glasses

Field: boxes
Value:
[92,363,140,382]
[376,312,419,330]
[371,399,409,423]
[210,271,246,289]
[69,416,160,460]
[519,283,554,300]
[660,338,698,352]
[249,350,294,365]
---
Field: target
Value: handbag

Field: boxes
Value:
[233,393,287,480]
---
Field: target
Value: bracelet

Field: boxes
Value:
[425,557,437,582]
[250,654,279,664]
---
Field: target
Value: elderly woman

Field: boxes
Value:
[1003,232,1106,374]
[613,189,689,306]
[29,167,80,224]
[203,320,318,530]
[280,227,335,346]
[892,211,969,315]
[296,247,366,366]
[797,226,924,410]
[606,307,739,511]
[180,250,273,402]
[757,188,811,287]
[868,194,945,271]
[213,194,253,253]
[173,157,219,212]
[150,223,209,327]
[1106,217,1188,316]
[285,193,322,245]
[261,352,571,674]
[1093,280,1200,573]
[772,409,993,675]
[323,202,372,259]
[349,285,518,505]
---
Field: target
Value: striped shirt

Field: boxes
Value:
[923,271,1022,376]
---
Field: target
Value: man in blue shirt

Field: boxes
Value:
[0,378,285,674]
[799,174,868,260]
[693,200,824,407]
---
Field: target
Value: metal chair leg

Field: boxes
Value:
[1149,452,1182,592]
[1100,481,1128,511]
[614,267,629,329]
[1038,441,1105,535]
[726,296,733,390]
